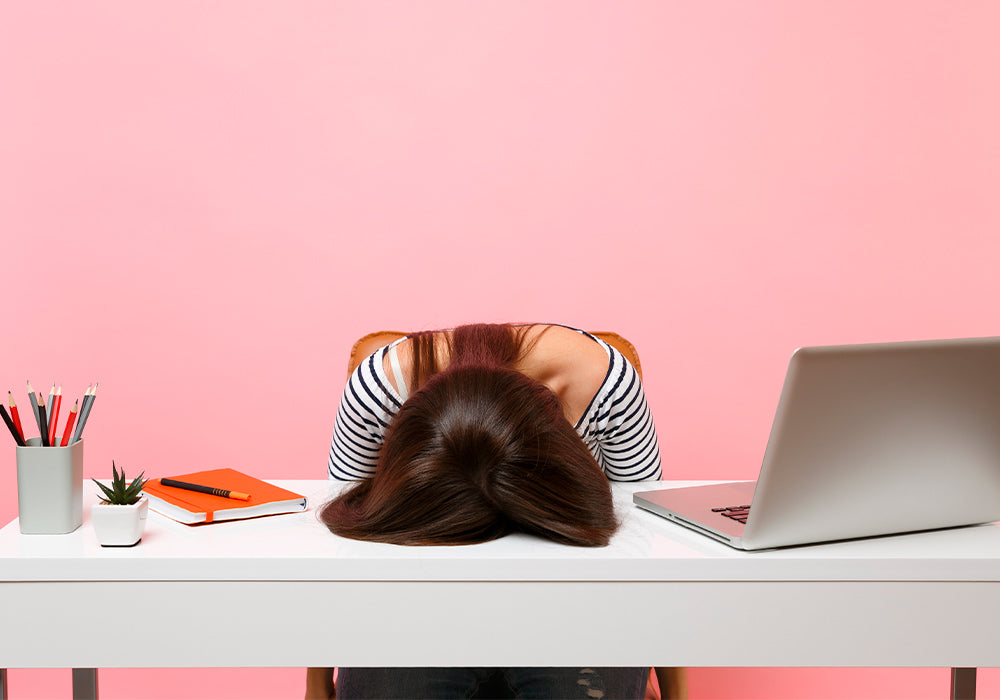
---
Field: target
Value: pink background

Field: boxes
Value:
[2,2,998,698]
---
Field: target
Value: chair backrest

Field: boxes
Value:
[347,329,642,379]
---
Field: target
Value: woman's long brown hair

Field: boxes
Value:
[320,324,618,546]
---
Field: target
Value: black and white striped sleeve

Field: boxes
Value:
[327,347,402,480]
[579,344,663,482]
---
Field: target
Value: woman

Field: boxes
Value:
[309,323,667,699]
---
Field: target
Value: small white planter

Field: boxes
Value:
[91,495,148,547]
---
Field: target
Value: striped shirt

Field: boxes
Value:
[327,330,663,482]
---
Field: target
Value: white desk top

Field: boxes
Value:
[3,480,1000,583]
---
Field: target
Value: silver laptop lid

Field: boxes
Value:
[740,336,1000,549]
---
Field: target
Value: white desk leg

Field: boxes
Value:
[72,668,98,700]
[951,668,976,700]
[1,668,8,700]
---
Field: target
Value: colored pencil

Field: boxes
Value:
[36,396,49,447]
[60,400,79,446]
[73,383,97,443]
[45,384,55,436]
[48,385,62,446]
[70,385,90,443]
[26,382,41,437]
[1,403,26,446]
[8,392,24,442]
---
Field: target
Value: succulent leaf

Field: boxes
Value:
[91,461,147,505]
[94,480,117,503]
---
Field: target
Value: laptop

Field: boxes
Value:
[633,337,1000,550]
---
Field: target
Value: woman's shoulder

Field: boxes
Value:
[375,323,615,411]
[341,342,407,413]
[520,325,611,424]
[524,325,610,370]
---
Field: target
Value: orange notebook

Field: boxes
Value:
[143,468,308,525]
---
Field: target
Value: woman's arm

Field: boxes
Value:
[585,345,662,481]
[304,667,335,700]
[328,349,399,480]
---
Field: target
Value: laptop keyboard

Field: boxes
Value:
[712,505,751,524]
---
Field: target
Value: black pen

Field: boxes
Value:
[160,478,250,501]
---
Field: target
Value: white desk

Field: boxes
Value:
[1,480,998,699]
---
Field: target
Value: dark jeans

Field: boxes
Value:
[336,667,648,700]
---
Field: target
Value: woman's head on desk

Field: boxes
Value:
[320,324,618,547]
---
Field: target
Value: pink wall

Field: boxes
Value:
[2,2,998,697]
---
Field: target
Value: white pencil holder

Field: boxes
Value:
[15,437,84,534]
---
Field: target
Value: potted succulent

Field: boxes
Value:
[91,462,149,547]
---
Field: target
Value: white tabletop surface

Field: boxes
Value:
[6,480,1000,672]
[3,480,1000,583]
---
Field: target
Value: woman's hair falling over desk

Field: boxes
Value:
[319,323,618,546]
